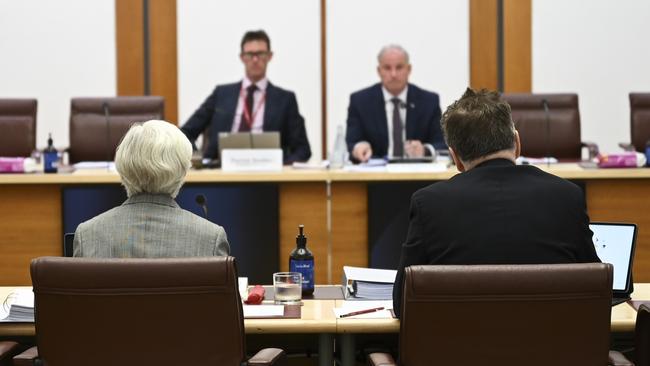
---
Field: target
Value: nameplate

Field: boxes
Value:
[221,149,283,172]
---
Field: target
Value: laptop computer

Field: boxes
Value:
[590,222,637,306]
[218,132,280,155]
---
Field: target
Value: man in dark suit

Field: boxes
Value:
[345,45,446,163]
[392,88,600,317]
[181,30,311,164]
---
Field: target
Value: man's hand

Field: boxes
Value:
[405,140,425,158]
[352,141,373,163]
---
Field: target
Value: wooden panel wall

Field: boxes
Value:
[470,0,531,92]
[116,0,178,123]
[115,0,144,96]
[469,0,499,90]
[503,0,532,92]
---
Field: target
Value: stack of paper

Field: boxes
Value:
[1,289,34,322]
[342,266,397,300]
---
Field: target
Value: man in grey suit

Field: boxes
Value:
[73,120,229,257]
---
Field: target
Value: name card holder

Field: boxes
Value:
[221,149,283,172]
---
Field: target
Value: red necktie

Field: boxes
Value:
[239,84,258,132]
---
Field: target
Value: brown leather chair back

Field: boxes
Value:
[0,99,37,157]
[503,93,581,159]
[400,263,613,366]
[635,304,650,366]
[630,93,650,152]
[69,96,164,163]
[31,256,245,366]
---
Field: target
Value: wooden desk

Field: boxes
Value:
[3,284,648,366]
[2,164,650,285]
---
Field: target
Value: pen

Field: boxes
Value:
[339,306,385,318]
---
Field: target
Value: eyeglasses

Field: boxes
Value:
[241,51,271,60]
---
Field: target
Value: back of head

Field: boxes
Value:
[115,120,192,198]
[441,88,516,163]
[241,29,271,51]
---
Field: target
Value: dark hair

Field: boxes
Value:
[240,30,271,52]
[441,88,515,162]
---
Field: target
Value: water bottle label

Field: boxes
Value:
[290,259,314,290]
[44,152,58,172]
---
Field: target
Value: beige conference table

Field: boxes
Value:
[2,284,648,366]
[2,164,650,287]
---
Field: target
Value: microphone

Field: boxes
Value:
[542,98,551,168]
[102,101,111,170]
[195,194,208,219]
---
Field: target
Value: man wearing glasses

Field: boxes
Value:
[181,30,311,164]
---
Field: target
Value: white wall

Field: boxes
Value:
[0,0,116,149]
[532,0,650,153]
[177,0,322,160]
[326,0,469,156]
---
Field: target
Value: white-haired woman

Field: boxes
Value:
[73,120,229,257]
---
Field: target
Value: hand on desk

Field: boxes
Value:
[404,140,425,158]
[352,142,373,163]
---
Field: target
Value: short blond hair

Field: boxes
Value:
[115,120,192,198]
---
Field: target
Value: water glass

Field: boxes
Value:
[273,272,302,304]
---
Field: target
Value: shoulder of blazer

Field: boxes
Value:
[351,83,383,103]
[407,83,439,104]
[215,81,242,96]
[266,82,295,101]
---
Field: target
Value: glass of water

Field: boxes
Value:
[273,272,302,304]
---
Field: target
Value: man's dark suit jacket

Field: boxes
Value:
[392,158,600,317]
[345,83,446,159]
[181,81,311,164]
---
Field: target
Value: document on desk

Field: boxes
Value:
[243,304,285,318]
[342,266,396,300]
[0,288,34,322]
[334,300,394,319]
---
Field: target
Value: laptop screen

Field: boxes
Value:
[589,222,636,292]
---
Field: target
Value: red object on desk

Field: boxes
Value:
[244,285,265,305]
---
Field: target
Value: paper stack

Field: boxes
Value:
[342,266,397,300]
[1,288,34,322]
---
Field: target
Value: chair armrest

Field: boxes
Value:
[247,348,285,366]
[367,352,397,366]
[608,350,634,366]
[0,341,19,366]
[12,346,38,366]
[618,142,637,152]
[581,141,600,160]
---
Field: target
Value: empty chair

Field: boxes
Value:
[68,96,164,164]
[0,99,37,157]
[502,93,596,160]
[14,256,284,366]
[629,93,650,152]
[369,263,631,366]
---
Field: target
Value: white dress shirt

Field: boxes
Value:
[231,77,268,132]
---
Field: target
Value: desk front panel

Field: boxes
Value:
[2,167,650,284]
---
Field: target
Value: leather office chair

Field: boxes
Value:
[13,256,284,366]
[629,93,650,152]
[0,99,37,157]
[0,341,19,366]
[610,303,650,366]
[68,96,164,164]
[368,263,631,366]
[502,93,597,160]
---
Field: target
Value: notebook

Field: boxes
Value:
[590,222,637,306]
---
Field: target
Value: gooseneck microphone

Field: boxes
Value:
[195,194,209,219]
[542,98,551,168]
[102,101,111,170]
